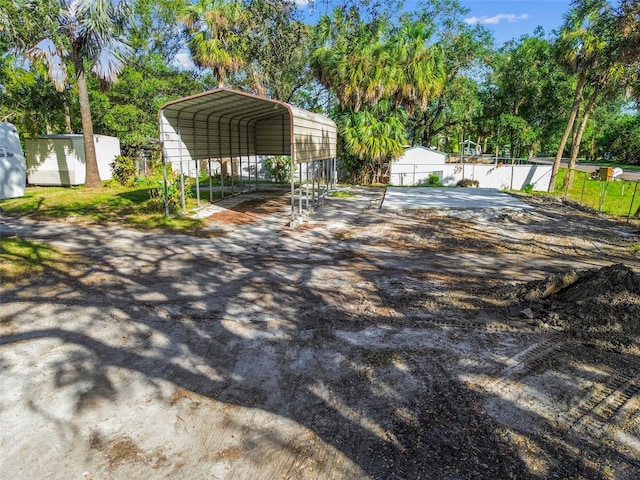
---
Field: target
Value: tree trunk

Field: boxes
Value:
[73,48,101,189]
[549,74,586,191]
[63,92,72,134]
[563,85,600,192]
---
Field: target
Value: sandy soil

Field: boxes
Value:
[1,186,640,479]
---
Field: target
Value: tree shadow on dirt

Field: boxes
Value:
[1,196,639,478]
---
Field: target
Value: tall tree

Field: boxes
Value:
[482,32,569,159]
[181,0,246,87]
[408,0,492,148]
[548,0,610,191]
[559,0,640,190]
[18,0,134,188]
[130,0,188,64]
[242,0,311,103]
[310,6,445,182]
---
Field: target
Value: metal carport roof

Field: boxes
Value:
[159,88,337,165]
[158,88,338,223]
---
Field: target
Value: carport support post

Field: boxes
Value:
[177,114,186,213]
[162,149,170,217]
[193,121,201,207]
[290,161,296,223]
[299,165,303,217]
[208,159,213,202]
[254,155,258,190]
[311,161,316,204]
[304,162,309,211]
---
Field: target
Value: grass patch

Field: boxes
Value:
[362,350,402,368]
[334,231,352,240]
[555,169,640,218]
[0,184,207,234]
[0,238,66,284]
[328,190,357,198]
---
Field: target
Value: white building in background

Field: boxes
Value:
[25,134,120,186]
[388,145,551,191]
[389,146,447,186]
[0,122,26,200]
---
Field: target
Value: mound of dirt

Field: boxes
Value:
[503,263,640,340]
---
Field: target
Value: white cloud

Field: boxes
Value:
[465,13,530,25]
[172,52,196,71]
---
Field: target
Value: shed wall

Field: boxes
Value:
[0,122,26,200]
[25,135,119,186]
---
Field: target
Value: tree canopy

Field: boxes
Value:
[1,0,640,186]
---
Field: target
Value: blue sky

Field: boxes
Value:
[174,1,574,69]
[298,0,573,45]
[457,0,572,44]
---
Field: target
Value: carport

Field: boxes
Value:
[159,88,338,223]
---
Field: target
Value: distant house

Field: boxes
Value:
[460,140,481,156]
[389,146,447,186]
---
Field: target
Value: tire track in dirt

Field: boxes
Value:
[561,365,640,438]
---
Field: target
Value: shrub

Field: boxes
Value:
[522,183,534,194]
[111,155,137,187]
[148,177,193,213]
[456,178,479,188]
[427,173,441,187]
[266,156,293,183]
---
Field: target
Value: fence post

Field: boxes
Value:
[627,181,639,222]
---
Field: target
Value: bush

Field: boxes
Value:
[110,155,137,187]
[148,177,193,213]
[266,156,293,183]
[522,183,534,194]
[427,173,441,187]
[456,178,479,188]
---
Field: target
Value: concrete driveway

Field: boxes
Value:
[382,187,534,210]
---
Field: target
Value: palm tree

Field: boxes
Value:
[387,19,446,113]
[181,0,246,88]
[21,0,133,189]
[548,0,609,191]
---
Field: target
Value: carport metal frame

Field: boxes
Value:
[158,88,338,223]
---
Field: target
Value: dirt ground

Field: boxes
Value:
[1,185,640,479]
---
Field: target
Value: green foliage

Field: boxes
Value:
[241,0,312,102]
[427,173,441,186]
[265,156,293,183]
[597,114,640,165]
[148,176,194,214]
[89,57,206,148]
[555,169,640,217]
[328,191,356,198]
[182,0,246,87]
[0,238,63,284]
[0,185,204,231]
[110,155,137,187]
[522,183,535,194]
[456,178,479,187]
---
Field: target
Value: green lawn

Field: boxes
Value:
[0,237,67,284]
[555,169,640,218]
[0,183,207,234]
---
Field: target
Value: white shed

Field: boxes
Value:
[0,122,26,200]
[389,146,447,186]
[25,134,120,186]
